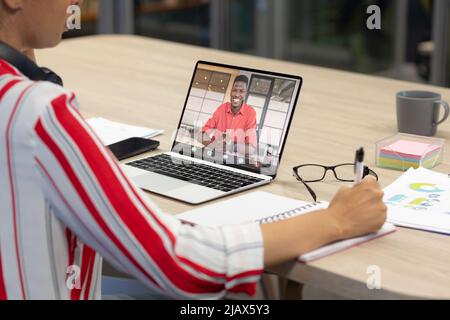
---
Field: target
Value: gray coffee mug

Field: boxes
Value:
[397,91,450,136]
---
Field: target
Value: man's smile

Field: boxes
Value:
[232,97,242,105]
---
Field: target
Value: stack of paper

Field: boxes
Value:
[177,191,396,263]
[378,140,442,171]
[384,167,450,234]
[86,117,163,146]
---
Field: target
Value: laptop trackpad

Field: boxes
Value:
[133,171,190,193]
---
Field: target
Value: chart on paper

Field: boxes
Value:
[383,167,450,234]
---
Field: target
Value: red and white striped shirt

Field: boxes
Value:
[0,59,263,300]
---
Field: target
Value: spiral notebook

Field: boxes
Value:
[177,191,396,263]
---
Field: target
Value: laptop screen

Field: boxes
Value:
[172,61,302,177]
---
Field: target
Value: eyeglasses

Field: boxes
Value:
[292,163,379,202]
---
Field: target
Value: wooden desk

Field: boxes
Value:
[37,35,450,300]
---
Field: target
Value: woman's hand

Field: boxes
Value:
[328,176,387,240]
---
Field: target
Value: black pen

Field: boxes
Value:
[354,147,365,185]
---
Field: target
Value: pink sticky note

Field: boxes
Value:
[380,140,441,159]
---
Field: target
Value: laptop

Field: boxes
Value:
[121,61,303,204]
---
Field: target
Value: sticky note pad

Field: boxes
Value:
[380,140,441,159]
[378,139,442,171]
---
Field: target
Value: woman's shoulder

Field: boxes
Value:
[26,81,78,110]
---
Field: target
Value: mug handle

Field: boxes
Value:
[435,101,450,125]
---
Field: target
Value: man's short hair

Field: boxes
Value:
[233,75,249,88]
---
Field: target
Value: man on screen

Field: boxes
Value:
[201,75,257,156]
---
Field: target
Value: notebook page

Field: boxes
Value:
[177,191,328,227]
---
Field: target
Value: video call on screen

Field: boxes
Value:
[174,63,300,175]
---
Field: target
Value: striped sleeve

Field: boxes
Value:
[32,90,264,299]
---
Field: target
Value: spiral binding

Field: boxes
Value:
[256,201,326,224]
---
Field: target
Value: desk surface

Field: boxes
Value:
[37,35,450,299]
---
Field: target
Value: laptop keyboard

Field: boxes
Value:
[126,154,264,192]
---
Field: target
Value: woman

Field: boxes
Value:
[0,0,386,300]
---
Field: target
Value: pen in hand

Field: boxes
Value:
[354,147,365,185]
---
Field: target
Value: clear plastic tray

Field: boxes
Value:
[375,133,444,171]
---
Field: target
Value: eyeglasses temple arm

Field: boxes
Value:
[297,175,318,203]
